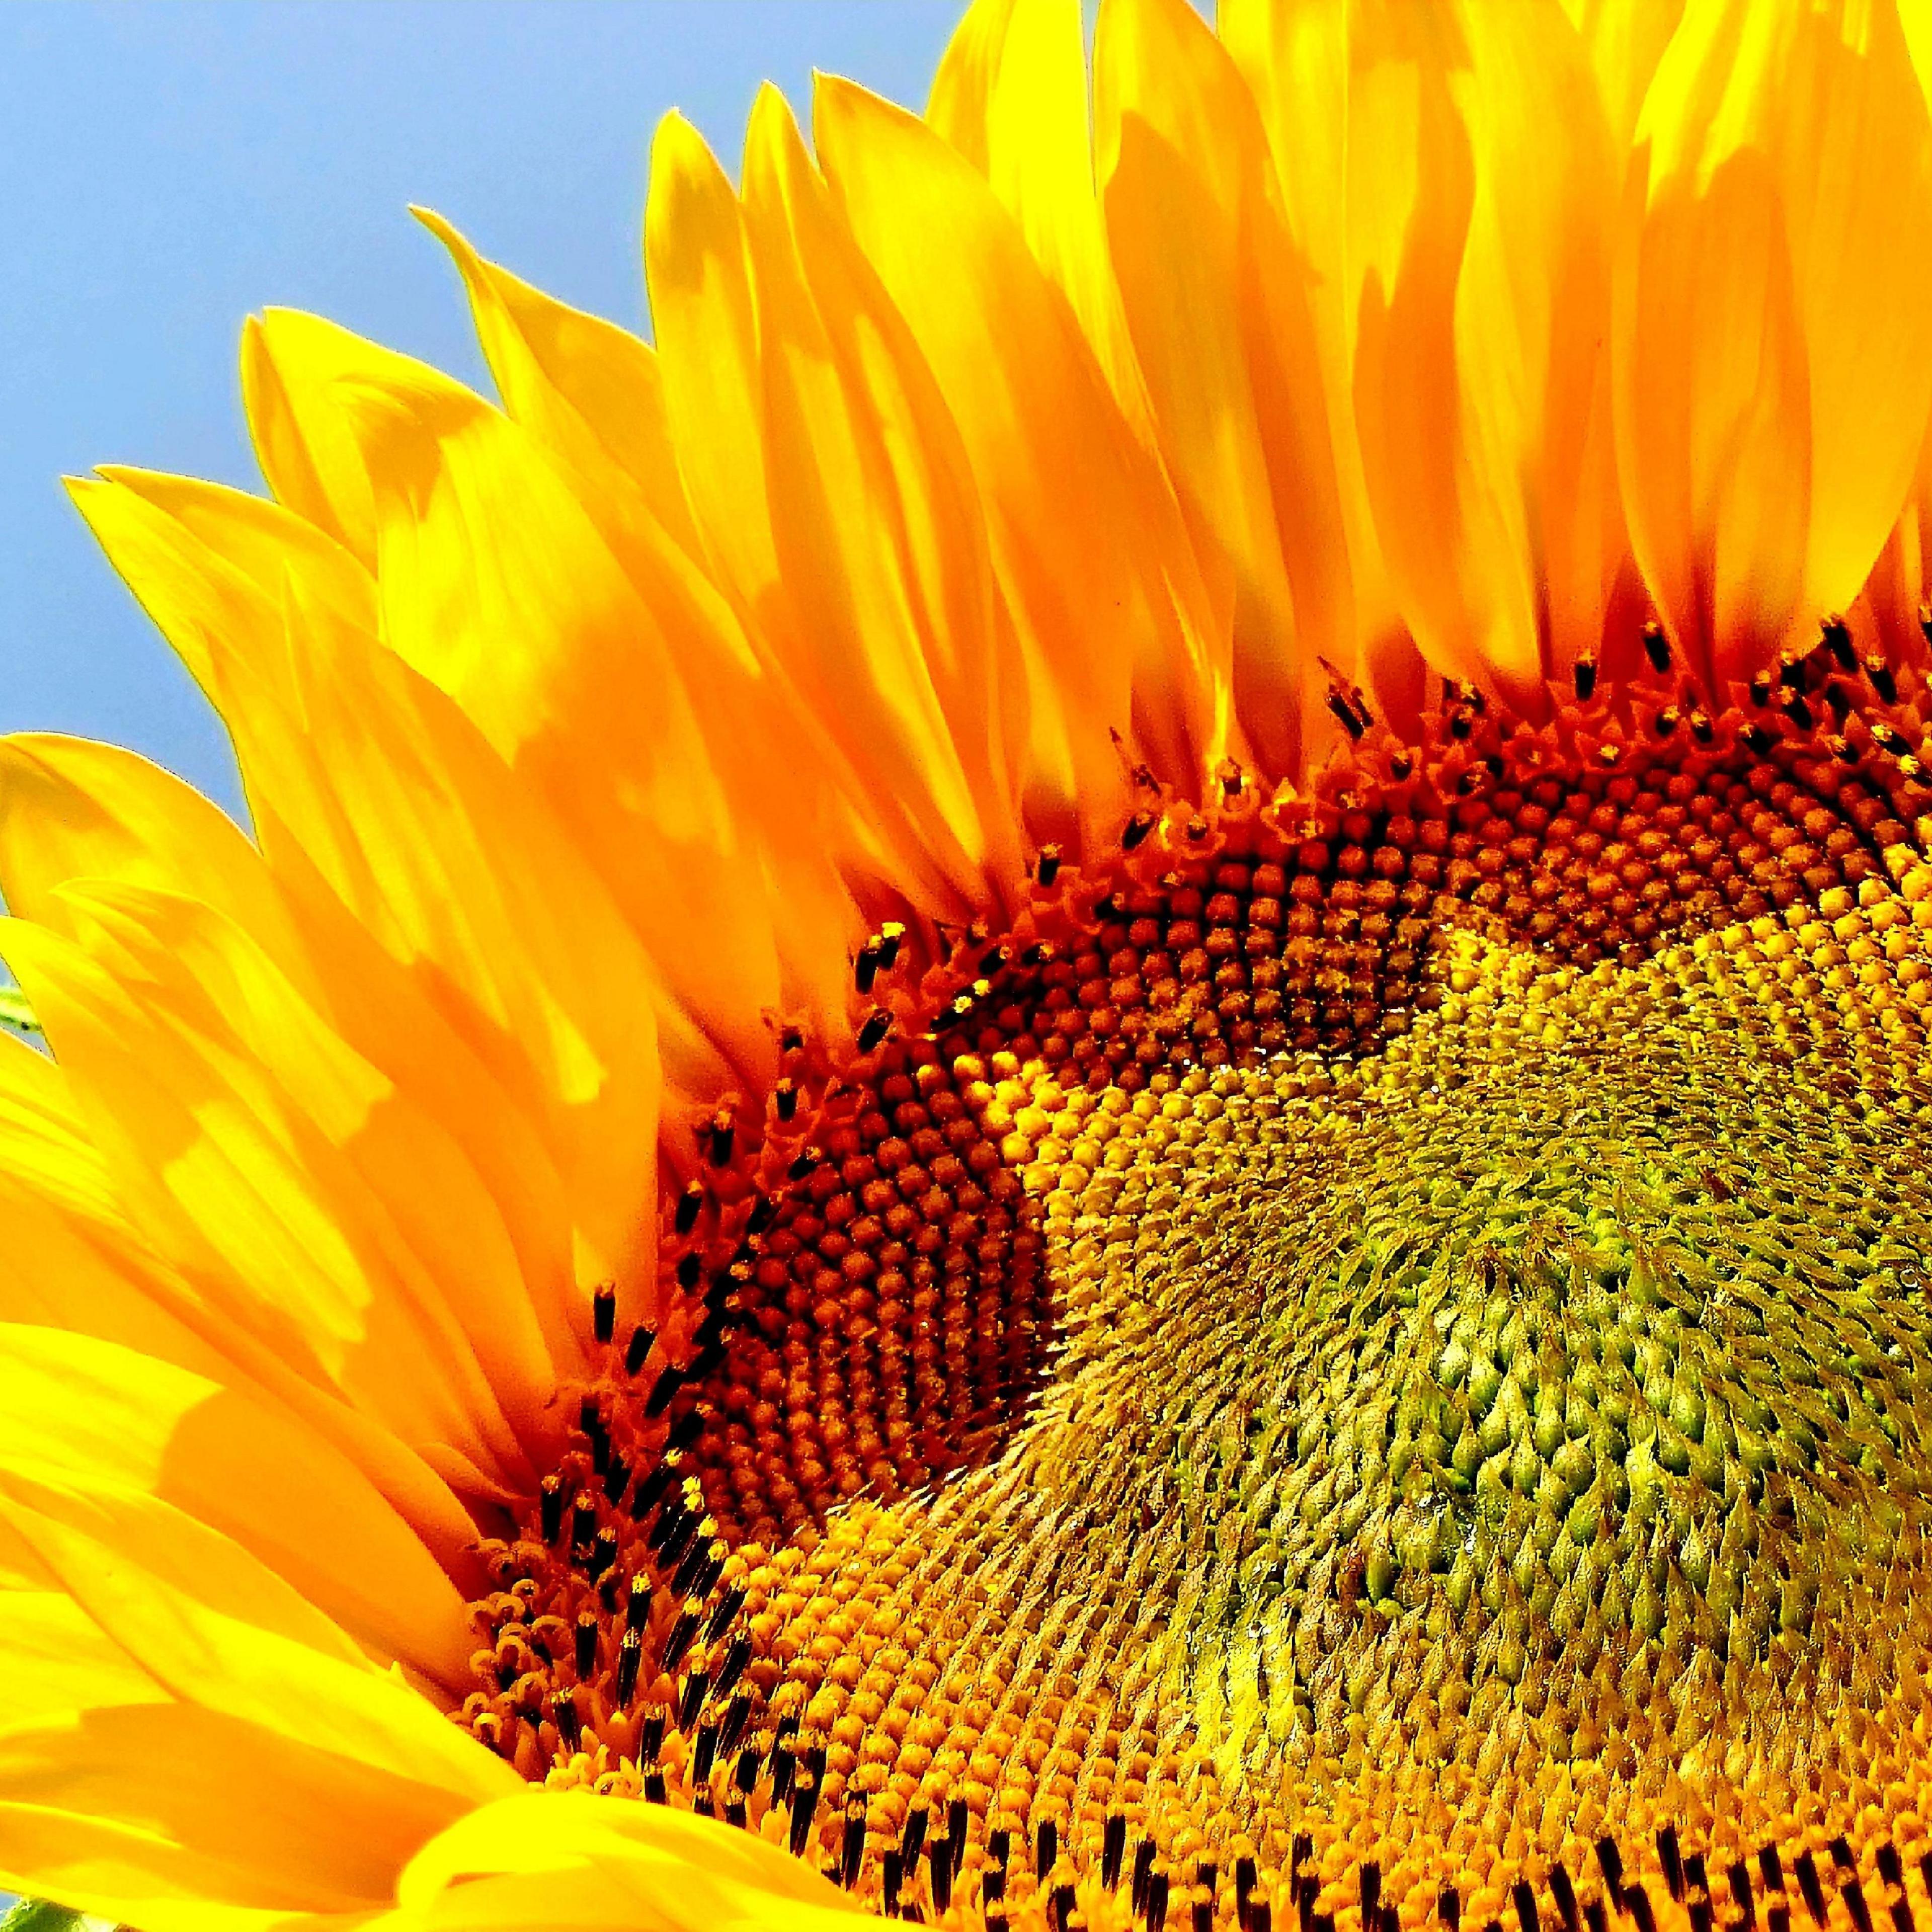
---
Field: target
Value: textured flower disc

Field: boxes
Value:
[456,635,1932,1932]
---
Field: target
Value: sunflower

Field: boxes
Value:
[9,0,1932,1928]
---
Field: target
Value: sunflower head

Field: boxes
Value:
[9,3,1932,1931]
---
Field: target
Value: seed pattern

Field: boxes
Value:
[458,632,1932,1931]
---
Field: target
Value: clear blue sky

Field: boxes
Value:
[0,1,967,819]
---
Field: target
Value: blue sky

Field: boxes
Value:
[0,1,965,818]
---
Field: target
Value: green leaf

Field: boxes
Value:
[0,1903,97,1932]
[0,983,39,1034]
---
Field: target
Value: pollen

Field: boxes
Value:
[459,638,1932,1931]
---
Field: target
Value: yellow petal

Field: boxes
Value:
[0,1323,471,1687]
[0,896,542,1499]
[0,1022,484,1583]
[414,205,704,564]
[741,86,1022,910]
[389,1789,862,1929]
[814,74,1225,844]
[1094,0,1356,777]
[0,731,581,1356]
[100,463,378,636]
[1614,0,1932,683]
[70,466,669,1272]
[645,112,780,628]
[66,470,303,740]
[1562,0,1690,148]
[1348,0,1625,709]
[242,309,471,569]
[927,0,1158,453]
[319,348,827,1097]
[0,1458,512,1927]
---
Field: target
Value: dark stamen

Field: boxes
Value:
[1552,1863,1582,1932]
[570,1490,597,1549]
[615,1628,642,1706]
[1329,689,1367,739]
[674,1182,703,1235]
[1730,1863,1756,1928]
[719,1692,753,1756]
[1515,1880,1541,1932]
[1796,1853,1827,1926]
[638,1705,666,1763]
[704,1584,747,1646]
[788,1776,818,1859]
[591,1283,616,1344]
[660,1603,701,1672]
[625,1572,653,1632]
[573,1611,597,1678]
[713,1633,752,1700]
[677,1668,709,1732]
[841,1800,866,1889]
[1659,1827,1685,1903]
[625,1322,655,1375]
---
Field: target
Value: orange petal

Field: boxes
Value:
[1562,0,1689,148]
[741,86,1022,911]
[415,205,704,565]
[645,112,781,630]
[814,74,1225,844]
[1095,0,1356,778]
[927,0,1158,454]
[1348,0,1625,709]
[326,348,846,1095]
[70,467,670,1271]
[1614,0,1932,684]
[1217,0,1425,723]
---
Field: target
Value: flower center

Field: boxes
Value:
[459,640,1932,1932]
